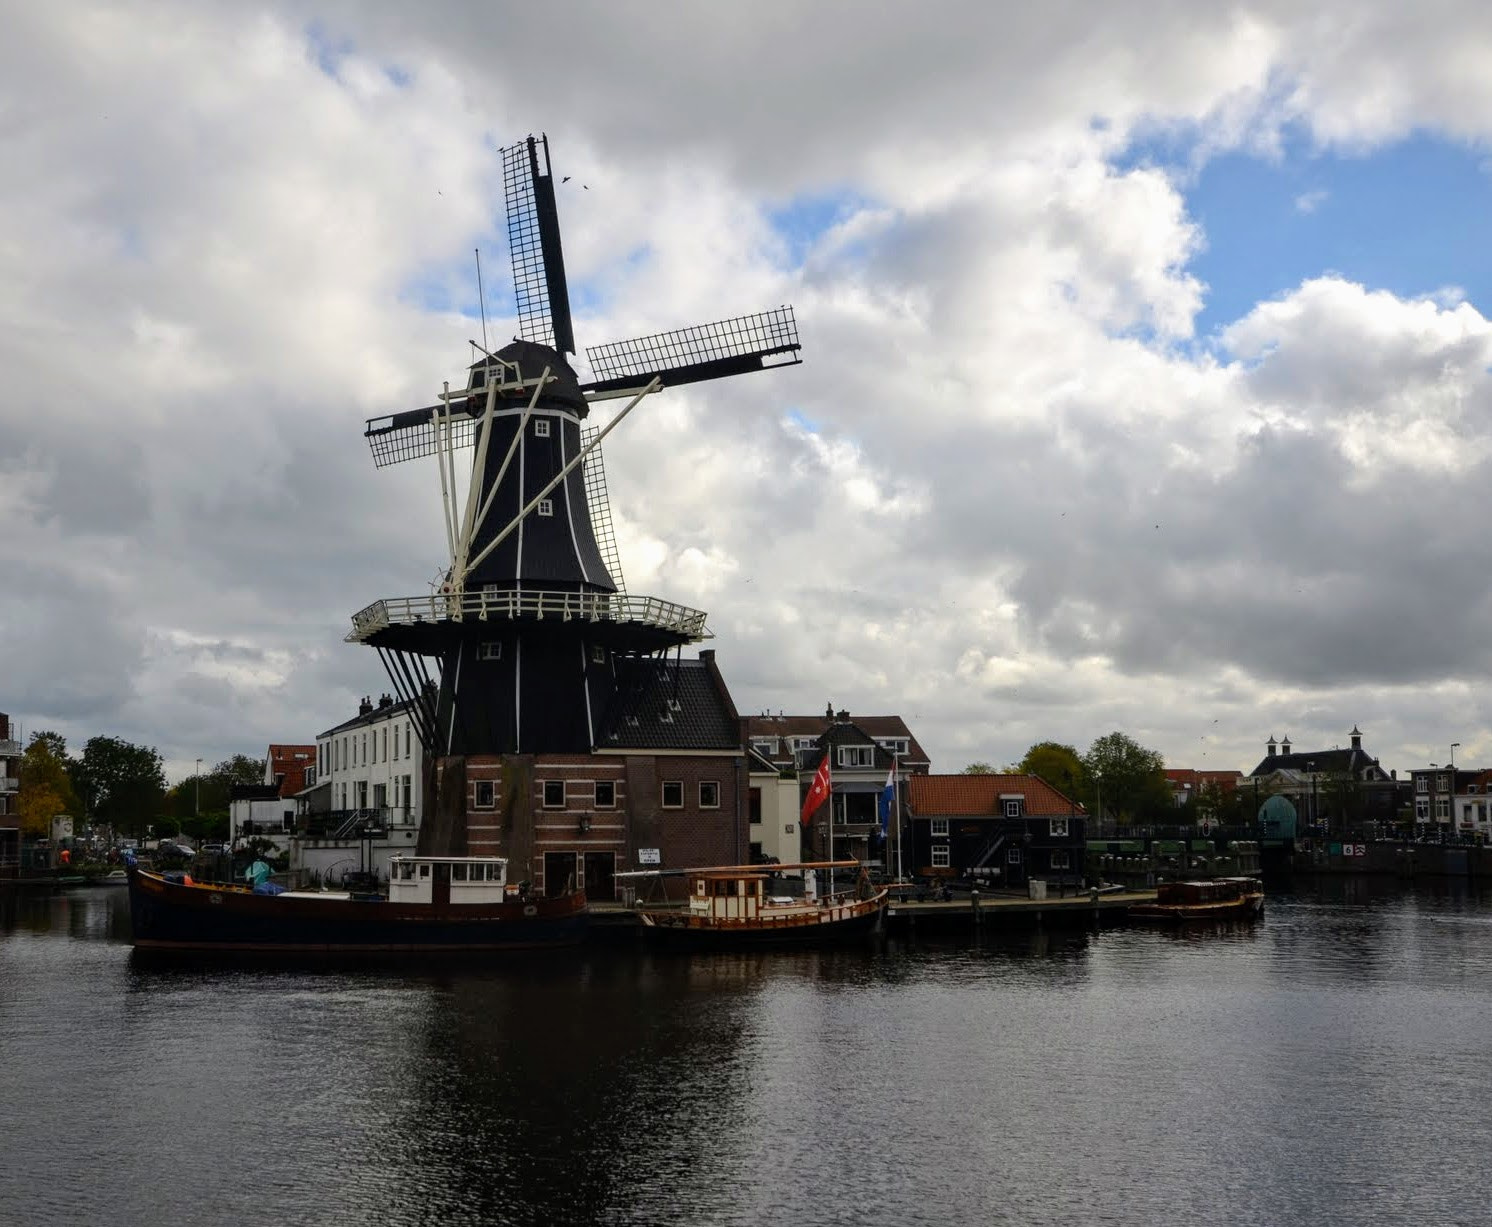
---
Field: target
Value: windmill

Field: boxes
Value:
[347,134,800,766]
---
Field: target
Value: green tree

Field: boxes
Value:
[1082,731,1172,825]
[16,732,80,838]
[1018,741,1086,802]
[961,761,997,774]
[75,736,166,836]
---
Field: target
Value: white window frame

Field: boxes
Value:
[752,738,778,756]
[930,818,949,836]
[534,418,550,437]
[542,780,566,809]
[931,845,950,868]
[474,781,495,809]
[1436,798,1451,819]
[1049,816,1068,837]
[1003,799,1021,818]
[1007,847,1022,864]
[1415,800,1430,820]
[837,745,874,769]
[661,780,684,809]
[1415,776,1429,794]
[478,641,502,661]
[699,781,720,809]
[537,498,554,518]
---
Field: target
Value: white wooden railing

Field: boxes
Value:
[346,588,710,643]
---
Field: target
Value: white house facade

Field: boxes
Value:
[315,694,426,833]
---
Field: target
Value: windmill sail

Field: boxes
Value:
[502,135,575,355]
[582,306,800,394]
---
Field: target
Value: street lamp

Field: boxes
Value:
[194,758,202,820]
[1307,760,1317,836]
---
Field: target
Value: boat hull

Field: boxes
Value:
[127,867,587,953]
[1127,894,1264,923]
[636,891,888,949]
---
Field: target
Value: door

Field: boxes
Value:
[544,851,578,897]
[583,851,615,901]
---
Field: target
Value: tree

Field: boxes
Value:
[1082,731,1172,825]
[961,761,997,774]
[16,733,80,838]
[1018,741,1086,802]
[75,736,166,836]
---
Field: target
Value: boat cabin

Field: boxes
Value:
[1154,878,1256,905]
[388,856,509,906]
[689,871,814,922]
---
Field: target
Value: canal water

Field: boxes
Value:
[2,881,1490,1227]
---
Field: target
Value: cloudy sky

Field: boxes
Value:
[5,1,1492,783]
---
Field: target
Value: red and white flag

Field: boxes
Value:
[801,755,832,826]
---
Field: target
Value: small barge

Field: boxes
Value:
[1127,876,1264,924]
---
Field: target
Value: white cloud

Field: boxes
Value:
[7,1,1492,781]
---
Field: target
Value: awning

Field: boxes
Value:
[832,780,886,794]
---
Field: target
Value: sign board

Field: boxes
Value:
[637,848,661,865]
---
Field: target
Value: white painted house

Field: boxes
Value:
[315,694,426,831]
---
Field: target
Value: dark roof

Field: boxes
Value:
[742,712,930,768]
[1248,747,1363,777]
[596,656,741,751]
[229,783,282,802]
[318,696,418,739]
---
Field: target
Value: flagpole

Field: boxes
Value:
[894,750,903,882]
[827,753,834,899]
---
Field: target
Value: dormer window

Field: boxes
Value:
[837,745,874,768]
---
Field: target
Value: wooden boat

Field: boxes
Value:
[1127,876,1264,923]
[621,860,888,948]
[126,855,587,953]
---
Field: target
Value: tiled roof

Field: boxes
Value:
[597,656,741,751]
[908,774,1082,817]
[1165,769,1244,791]
[1247,748,1363,777]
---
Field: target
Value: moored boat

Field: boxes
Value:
[621,860,888,948]
[1127,876,1264,923]
[127,855,587,953]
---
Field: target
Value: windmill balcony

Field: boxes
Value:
[346,588,709,643]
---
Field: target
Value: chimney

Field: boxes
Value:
[1267,736,1277,758]
[378,693,393,709]
[700,649,714,663]
[836,709,850,723]
[826,702,834,720]
[358,695,373,716]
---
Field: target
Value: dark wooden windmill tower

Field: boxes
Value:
[347,134,800,776]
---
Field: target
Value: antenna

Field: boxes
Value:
[475,248,489,354]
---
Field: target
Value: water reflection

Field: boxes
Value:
[4,884,1492,1226]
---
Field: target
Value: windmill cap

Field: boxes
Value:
[470,339,588,414]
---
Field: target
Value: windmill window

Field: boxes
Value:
[591,645,606,664]
[534,419,550,437]
[478,641,502,661]
[595,780,615,809]
[474,781,494,809]
[661,780,683,809]
[537,499,554,517]
[543,780,565,808]
[931,846,950,868]
[699,781,720,809]
[1007,848,1022,864]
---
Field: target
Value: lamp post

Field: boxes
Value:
[1307,760,1317,837]
[1093,770,1103,835]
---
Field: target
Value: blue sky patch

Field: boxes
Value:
[1117,127,1492,336]
[766,189,868,266]
[304,21,354,80]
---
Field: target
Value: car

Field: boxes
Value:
[154,842,196,860]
